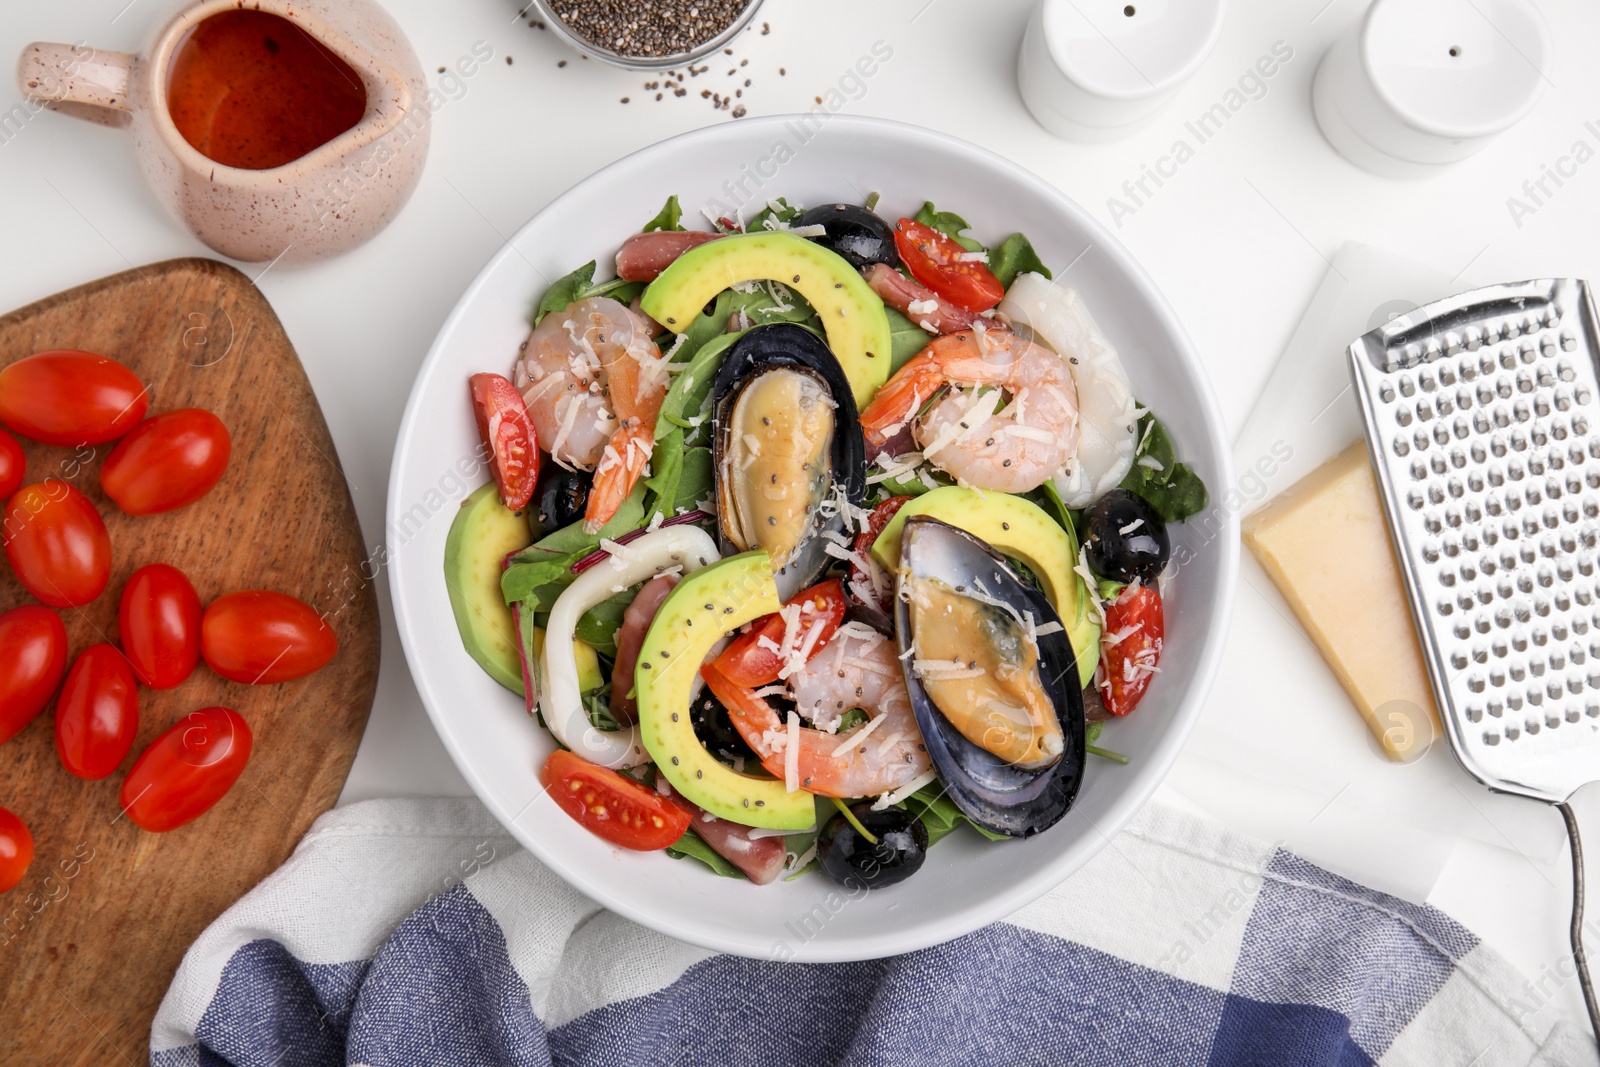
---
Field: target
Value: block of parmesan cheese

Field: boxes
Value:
[1242,442,1441,762]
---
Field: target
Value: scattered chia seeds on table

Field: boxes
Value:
[555,0,754,59]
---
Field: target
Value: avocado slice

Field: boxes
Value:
[445,482,535,692]
[635,550,815,829]
[639,231,892,410]
[871,487,1101,686]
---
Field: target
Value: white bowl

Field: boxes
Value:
[388,115,1237,962]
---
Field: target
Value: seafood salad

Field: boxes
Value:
[445,194,1208,890]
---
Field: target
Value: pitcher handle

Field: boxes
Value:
[17,42,133,125]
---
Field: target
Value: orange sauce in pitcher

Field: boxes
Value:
[166,10,367,170]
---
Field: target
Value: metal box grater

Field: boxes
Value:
[1350,277,1600,805]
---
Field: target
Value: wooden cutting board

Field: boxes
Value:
[0,259,380,1064]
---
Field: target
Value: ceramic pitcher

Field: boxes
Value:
[17,0,430,264]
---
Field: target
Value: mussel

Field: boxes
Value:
[712,324,866,600]
[893,517,1086,837]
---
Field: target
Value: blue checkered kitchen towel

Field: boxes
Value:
[149,797,1594,1066]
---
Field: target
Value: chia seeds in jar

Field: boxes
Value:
[535,0,764,70]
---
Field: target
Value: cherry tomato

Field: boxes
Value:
[120,706,252,832]
[713,580,847,688]
[469,373,539,512]
[1097,584,1165,717]
[0,806,33,893]
[201,590,337,683]
[893,219,1005,312]
[3,481,112,608]
[55,644,139,780]
[0,605,68,745]
[849,495,913,612]
[99,408,231,516]
[0,426,23,500]
[119,563,203,689]
[0,349,147,446]
[540,749,691,851]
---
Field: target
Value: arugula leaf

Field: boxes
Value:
[1027,480,1080,541]
[836,708,869,732]
[912,201,984,253]
[1086,721,1104,745]
[532,264,646,326]
[748,196,802,232]
[641,195,684,232]
[666,831,746,879]
[641,435,713,523]
[575,583,637,656]
[533,261,597,326]
[1118,408,1208,522]
[655,329,742,439]
[989,233,1052,290]
[583,681,619,731]
[884,306,932,371]
[901,781,1008,845]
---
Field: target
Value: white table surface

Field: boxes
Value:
[5,0,1599,1039]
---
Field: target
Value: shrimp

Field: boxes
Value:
[514,296,669,532]
[858,327,1080,494]
[702,623,931,799]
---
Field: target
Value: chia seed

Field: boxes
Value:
[554,0,755,59]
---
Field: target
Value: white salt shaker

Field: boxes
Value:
[1017,0,1227,142]
[1313,0,1551,178]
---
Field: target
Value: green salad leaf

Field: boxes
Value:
[912,201,984,253]
[501,482,648,606]
[583,681,619,731]
[1119,409,1208,522]
[901,781,1008,845]
[575,583,637,656]
[532,262,646,326]
[665,831,745,878]
[989,233,1052,290]
[884,306,932,371]
[641,194,684,232]
[748,196,802,232]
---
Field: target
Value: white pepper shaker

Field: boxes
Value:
[1017,0,1227,142]
[1312,0,1551,178]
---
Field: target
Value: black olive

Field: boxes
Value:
[1084,488,1170,583]
[534,465,591,531]
[690,688,758,765]
[818,804,928,890]
[795,203,900,271]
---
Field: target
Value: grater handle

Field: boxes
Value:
[1558,801,1600,1049]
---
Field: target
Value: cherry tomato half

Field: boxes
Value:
[713,580,847,688]
[0,605,68,746]
[120,706,252,832]
[100,408,231,516]
[0,426,23,500]
[3,481,113,608]
[119,563,203,689]
[201,590,337,684]
[540,749,691,851]
[0,806,34,893]
[893,219,1005,313]
[469,373,539,512]
[1097,584,1165,717]
[0,349,148,446]
[55,644,139,780]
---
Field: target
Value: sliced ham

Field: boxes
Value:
[656,776,790,885]
[615,231,722,282]
[609,573,679,726]
[863,262,979,334]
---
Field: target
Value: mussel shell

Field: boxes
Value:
[894,517,1086,838]
[711,324,866,599]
